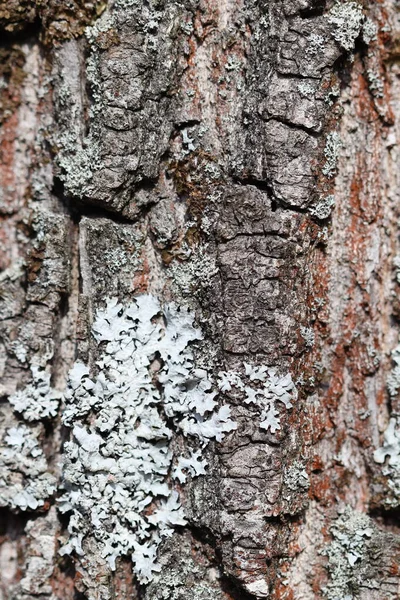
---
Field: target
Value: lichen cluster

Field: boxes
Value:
[309,195,335,220]
[374,417,400,506]
[322,132,342,178]
[0,422,57,510]
[59,295,236,582]
[9,365,62,421]
[323,507,375,599]
[328,2,364,52]
[217,362,297,434]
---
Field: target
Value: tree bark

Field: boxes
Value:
[1,1,400,599]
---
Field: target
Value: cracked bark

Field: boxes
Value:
[1,1,400,599]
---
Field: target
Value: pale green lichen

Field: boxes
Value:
[55,12,113,198]
[323,507,375,600]
[322,132,342,178]
[309,195,335,220]
[328,2,364,52]
[59,295,236,582]
[169,245,218,299]
[374,417,400,507]
[362,18,378,44]
[0,421,57,511]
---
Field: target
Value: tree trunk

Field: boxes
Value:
[1,1,400,598]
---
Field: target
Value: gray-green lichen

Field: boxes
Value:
[168,245,218,300]
[0,418,57,511]
[283,461,310,501]
[323,507,376,600]
[374,417,400,507]
[55,13,112,198]
[144,533,223,600]
[59,295,236,583]
[322,132,342,178]
[309,195,335,220]
[328,2,364,52]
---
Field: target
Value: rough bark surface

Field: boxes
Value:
[1,1,400,599]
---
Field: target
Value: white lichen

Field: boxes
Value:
[374,417,400,506]
[322,132,342,178]
[366,69,384,98]
[300,326,315,348]
[297,81,317,99]
[309,195,335,220]
[9,365,62,421]
[306,33,326,58]
[59,295,236,582]
[323,506,375,599]
[217,362,297,434]
[0,422,57,511]
[328,2,364,52]
[362,17,378,44]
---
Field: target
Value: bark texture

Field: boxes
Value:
[1,1,400,599]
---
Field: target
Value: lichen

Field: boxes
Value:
[55,12,114,198]
[168,245,218,299]
[9,365,62,421]
[366,69,384,99]
[374,417,400,506]
[327,2,364,52]
[323,507,375,599]
[217,362,297,434]
[283,461,310,500]
[297,81,317,99]
[362,18,378,45]
[300,326,315,348]
[309,195,335,220]
[386,343,400,397]
[59,295,236,583]
[0,421,57,511]
[322,132,342,178]
[306,34,326,58]
[394,254,400,284]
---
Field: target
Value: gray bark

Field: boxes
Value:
[1,1,400,599]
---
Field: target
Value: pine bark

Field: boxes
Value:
[1,1,400,599]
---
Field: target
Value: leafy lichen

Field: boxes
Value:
[217,362,297,434]
[0,421,57,511]
[323,507,375,599]
[59,295,236,582]
[328,2,364,52]
[374,417,400,507]
[322,132,342,178]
